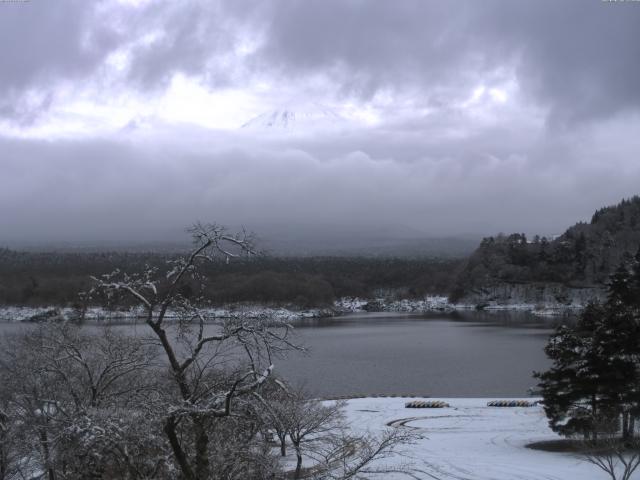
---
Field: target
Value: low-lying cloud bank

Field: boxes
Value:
[3,114,639,245]
[1,0,639,246]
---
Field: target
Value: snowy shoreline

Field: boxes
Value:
[0,304,336,323]
[334,296,583,317]
[0,296,583,323]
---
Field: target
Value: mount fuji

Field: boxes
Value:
[240,101,350,133]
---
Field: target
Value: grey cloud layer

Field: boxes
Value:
[1,0,640,244]
[2,0,640,123]
[0,1,116,92]
[2,122,638,243]
[258,0,640,123]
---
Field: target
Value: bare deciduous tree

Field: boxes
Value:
[286,393,345,479]
[0,323,159,480]
[583,437,640,480]
[257,383,418,480]
[255,377,293,457]
[311,427,419,480]
[0,399,19,480]
[90,223,299,480]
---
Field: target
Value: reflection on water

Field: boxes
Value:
[0,311,569,398]
[292,310,566,330]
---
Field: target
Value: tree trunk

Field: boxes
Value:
[193,421,210,480]
[291,438,303,480]
[591,394,598,442]
[294,451,302,480]
[277,432,287,456]
[164,416,195,480]
[38,426,56,480]
[1,446,7,480]
[623,411,630,441]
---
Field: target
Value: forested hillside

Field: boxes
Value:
[451,196,640,302]
[0,249,463,308]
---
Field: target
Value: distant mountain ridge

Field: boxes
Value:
[451,196,640,306]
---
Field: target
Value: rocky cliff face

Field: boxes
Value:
[458,282,605,309]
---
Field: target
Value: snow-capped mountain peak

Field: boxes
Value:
[241,102,348,132]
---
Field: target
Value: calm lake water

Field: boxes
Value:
[0,311,560,398]
[278,311,558,397]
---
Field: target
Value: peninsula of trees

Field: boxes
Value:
[451,196,640,304]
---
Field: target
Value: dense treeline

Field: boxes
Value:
[451,196,640,300]
[0,249,463,307]
[0,249,173,307]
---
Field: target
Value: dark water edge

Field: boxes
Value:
[0,310,566,398]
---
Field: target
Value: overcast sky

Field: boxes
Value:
[2,0,640,246]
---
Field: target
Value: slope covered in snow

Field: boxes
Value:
[241,101,349,133]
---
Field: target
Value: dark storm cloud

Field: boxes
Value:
[0,0,125,125]
[2,0,639,123]
[256,1,496,99]
[254,0,640,123]
[0,0,120,91]
[0,0,259,120]
[483,1,640,124]
[122,0,263,89]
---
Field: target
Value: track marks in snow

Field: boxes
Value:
[344,399,600,480]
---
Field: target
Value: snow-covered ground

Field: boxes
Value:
[341,397,614,480]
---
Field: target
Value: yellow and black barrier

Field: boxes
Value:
[405,400,450,408]
[487,400,536,407]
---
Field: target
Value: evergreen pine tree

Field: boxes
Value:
[537,258,640,441]
[602,257,640,439]
[606,262,634,310]
[630,246,640,310]
[535,303,615,438]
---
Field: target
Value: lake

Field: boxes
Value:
[0,310,560,398]
[278,311,558,397]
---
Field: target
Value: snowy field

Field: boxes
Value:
[341,397,622,480]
